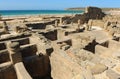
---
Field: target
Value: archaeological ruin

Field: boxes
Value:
[0,6,120,79]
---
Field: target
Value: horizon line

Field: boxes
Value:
[0,6,120,10]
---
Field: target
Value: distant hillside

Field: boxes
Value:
[66,7,120,12]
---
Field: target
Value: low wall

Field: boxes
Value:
[0,50,10,64]
[20,44,37,58]
[108,40,120,50]
[15,62,32,79]
[100,41,109,48]
[12,37,30,46]
[42,30,57,41]
[24,55,51,78]
[0,33,31,42]
[0,42,6,50]
[91,20,104,27]
[0,65,17,79]
[26,20,55,29]
[57,29,66,40]
[50,49,84,79]
[95,45,109,55]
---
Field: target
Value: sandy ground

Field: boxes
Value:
[105,10,120,15]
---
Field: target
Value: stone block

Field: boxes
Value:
[106,69,120,79]
[95,45,109,55]
[90,63,108,74]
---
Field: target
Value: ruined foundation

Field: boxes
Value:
[0,6,120,79]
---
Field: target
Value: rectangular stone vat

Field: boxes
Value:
[0,50,10,64]
[41,30,57,41]
[0,65,17,79]
[95,45,109,55]
[20,44,37,58]
[108,40,120,50]
[12,38,30,46]
[15,62,32,79]
[100,41,109,48]
[0,42,6,50]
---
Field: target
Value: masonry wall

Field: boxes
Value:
[91,20,104,27]
[0,65,17,79]
[95,45,109,55]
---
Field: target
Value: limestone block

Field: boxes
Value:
[106,69,120,79]
[15,62,32,79]
[90,63,108,75]
[95,45,109,55]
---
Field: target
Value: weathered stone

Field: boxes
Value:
[8,42,20,49]
[55,20,58,27]
[72,74,85,79]
[61,44,70,51]
[59,17,63,25]
[85,24,89,31]
[90,63,108,74]
[8,42,22,64]
[2,21,9,33]
[106,69,120,79]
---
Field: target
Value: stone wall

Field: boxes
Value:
[20,44,37,58]
[95,45,109,55]
[0,42,6,50]
[15,62,32,79]
[12,38,30,46]
[26,20,55,29]
[89,20,105,27]
[50,50,83,79]
[0,33,31,42]
[0,50,10,64]
[0,65,17,79]
[57,29,66,40]
[66,6,105,24]
[24,55,51,78]
[108,40,120,50]
[42,30,57,41]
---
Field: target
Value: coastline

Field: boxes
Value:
[0,10,84,17]
[1,13,84,20]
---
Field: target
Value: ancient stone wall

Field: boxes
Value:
[20,44,37,58]
[0,50,10,64]
[0,42,6,50]
[95,45,109,55]
[66,6,105,24]
[0,65,17,79]
[15,62,32,79]
[42,30,57,41]
[11,38,30,46]
[0,33,31,42]
[24,55,51,78]
[89,20,105,27]
[108,40,120,50]
[50,50,83,79]
[26,20,55,29]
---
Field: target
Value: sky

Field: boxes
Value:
[0,0,120,10]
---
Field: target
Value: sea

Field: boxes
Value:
[0,10,84,16]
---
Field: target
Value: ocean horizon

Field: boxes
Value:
[0,10,84,16]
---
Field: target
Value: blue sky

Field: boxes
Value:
[0,0,120,10]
